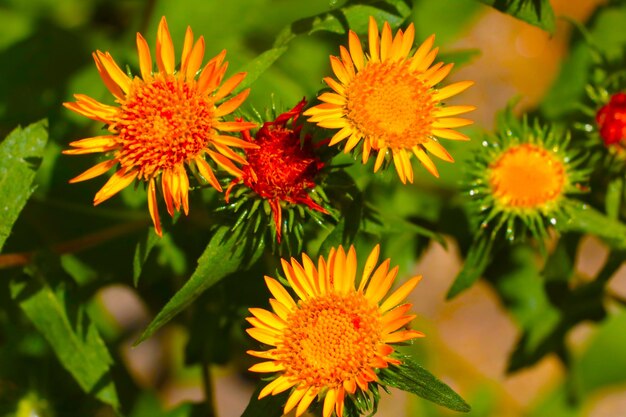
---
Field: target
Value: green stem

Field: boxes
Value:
[202,361,217,417]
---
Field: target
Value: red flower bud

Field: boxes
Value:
[596,92,626,146]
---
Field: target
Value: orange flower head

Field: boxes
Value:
[596,92,626,146]
[64,17,257,236]
[247,245,424,417]
[227,99,327,242]
[305,16,475,184]
[489,144,566,209]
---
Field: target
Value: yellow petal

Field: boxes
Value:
[323,388,337,417]
[380,275,423,313]
[431,128,470,141]
[368,16,380,63]
[185,37,206,81]
[358,244,380,292]
[284,385,308,415]
[392,151,407,184]
[348,31,364,70]
[427,62,453,87]
[413,147,439,177]
[433,105,477,117]
[207,150,243,177]
[249,308,286,330]
[383,329,425,343]
[248,361,284,373]
[295,387,319,417]
[180,26,194,75]
[136,33,153,81]
[156,16,175,74]
[194,156,222,191]
[383,313,417,334]
[69,159,117,183]
[147,178,162,237]
[432,117,473,129]
[95,51,131,95]
[214,72,247,101]
[368,265,399,304]
[330,55,351,85]
[411,34,435,68]
[264,276,296,310]
[380,21,393,61]
[246,328,280,346]
[323,76,346,95]
[318,92,346,106]
[433,81,474,101]
[215,88,249,117]
[423,140,453,162]
[282,259,310,301]
[399,23,415,58]
[93,169,138,205]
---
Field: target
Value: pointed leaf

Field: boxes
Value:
[446,234,493,299]
[240,386,289,417]
[476,0,555,33]
[135,226,264,345]
[10,258,119,409]
[233,47,288,95]
[0,120,48,252]
[380,357,471,412]
[561,202,626,249]
[133,228,161,287]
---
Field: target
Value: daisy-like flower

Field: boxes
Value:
[64,17,256,236]
[466,116,589,242]
[225,99,329,244]
[246,245,424,417]
[305,16,474,184]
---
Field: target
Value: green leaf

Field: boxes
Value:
[380,357,471,412]
[572,308,626,394]
[233,46,288,95]
[446,234,493,299]
[240,386,289,417]
[476,0,555,33]
[560,202,626,249]
[135,226,264,345]
[274,0,411,47]
[10,258,119,409]
[0,120,48,252]
[133,228,161,287]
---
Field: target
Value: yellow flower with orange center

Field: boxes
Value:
[467,116,589,242]
[305,16,475,184]
[246,245,424,417]
[64,17,256,236]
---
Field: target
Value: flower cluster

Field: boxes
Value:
[63,15,472,417]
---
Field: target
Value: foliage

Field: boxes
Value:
[1,0,626,417]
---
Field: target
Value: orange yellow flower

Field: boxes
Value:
[64,17,256,236]
[246,245,424,417]
[305,16,474,184]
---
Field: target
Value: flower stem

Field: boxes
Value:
[202,360,218,417]
[0,221,147,269]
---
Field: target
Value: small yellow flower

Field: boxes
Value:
[64,17,256,236]
[246,245,424,417]
[305,16,474,183]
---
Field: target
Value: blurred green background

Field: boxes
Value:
[1,0,626,417]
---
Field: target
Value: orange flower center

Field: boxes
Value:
[276,291,381,388]
[112,74,216,179]
[489,144,566,208]
[345,62,435,150]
